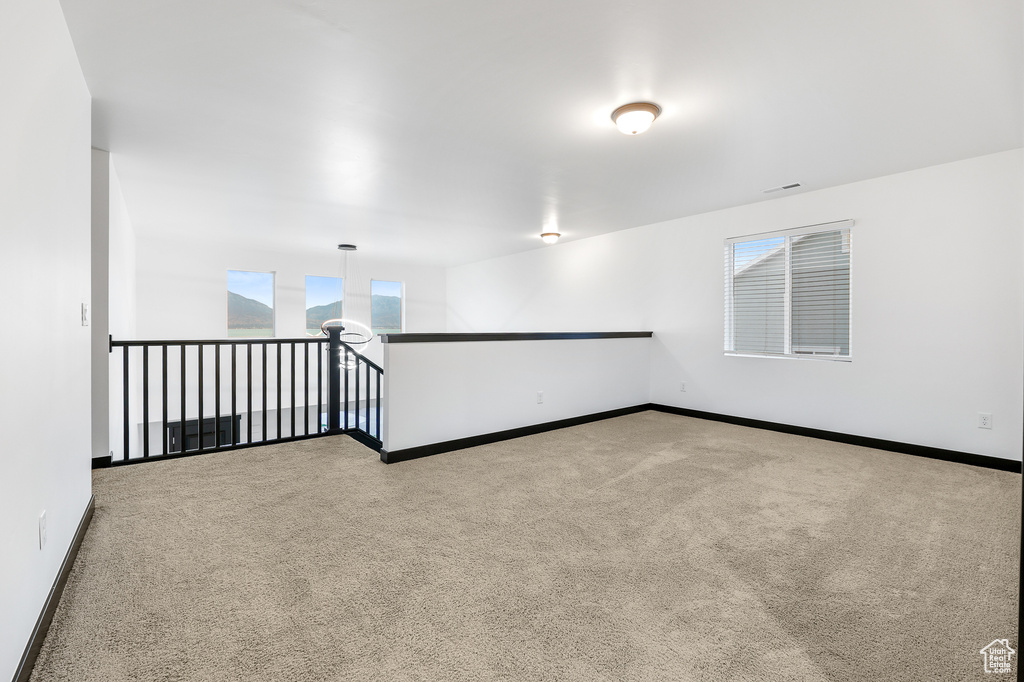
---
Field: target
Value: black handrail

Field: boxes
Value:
[338,340,383,372]
[379,331,653,343]
[109,332,383,464]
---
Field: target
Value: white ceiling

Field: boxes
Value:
[60,0,1022,267]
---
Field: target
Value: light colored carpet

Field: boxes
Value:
[30,411,1020,681]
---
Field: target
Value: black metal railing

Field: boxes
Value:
[109,326,382,463]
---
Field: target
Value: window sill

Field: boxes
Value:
[724,352,852,362]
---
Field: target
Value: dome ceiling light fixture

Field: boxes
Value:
[540,232,561,244]
[611,102,661,135]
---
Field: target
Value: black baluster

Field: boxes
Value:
[215,343,221,447]
[290,342,295,438]
[197,344,204,453]
[143,346,149,458]
[180,345,186,453]
[276,343,282,440]
[162,345,168,455]
[262,342,268,442]
[304,343,310,436]
[247,344,253,444]
[122,347,129,460]
[231,344,238,445]
[317,340,323,433]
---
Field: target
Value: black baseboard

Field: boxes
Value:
[380,404,650,464]
[91,456,111,469]
[347,430,383,453]
[650,404,1022,473]
[381,403,1020,473]
[13,494,95,682]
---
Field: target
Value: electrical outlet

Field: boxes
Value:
[978,413,993,429]
[537,391,544,404]
[81,303,89,326]
[680,382,686,392]
[39,511,47,549]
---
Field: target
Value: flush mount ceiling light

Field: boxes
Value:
[540,232,561,244]
[611,102,661,135]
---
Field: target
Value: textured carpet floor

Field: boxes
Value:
[31,411,1020,681]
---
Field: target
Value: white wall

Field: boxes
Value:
[0,0,93,678]
[383,337,651,452]
[446,228,653,333]
[108,157,137,341]
[91,150,111,462]
[448,150,1024,461]
[92,150,137,461]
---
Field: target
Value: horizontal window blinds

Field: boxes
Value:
[725,221,852,359]
[729,236,786,355]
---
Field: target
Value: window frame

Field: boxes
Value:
[304,274,344,337]
[724,220,853,361]
[370,279,405,335]
[226,269,276,338]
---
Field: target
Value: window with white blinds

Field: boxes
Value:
[724,220,852,359]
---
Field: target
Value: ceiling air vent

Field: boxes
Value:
[762,182,802,194]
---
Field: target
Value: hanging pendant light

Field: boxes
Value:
[321,243,371,370]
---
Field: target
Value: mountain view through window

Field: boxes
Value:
[371,280,403,334]
[227,270,274,337]
[305,275,343,335]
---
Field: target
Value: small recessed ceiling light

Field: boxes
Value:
[337,243,357,251]
[540,232,561,244]
[611,102,661,135]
